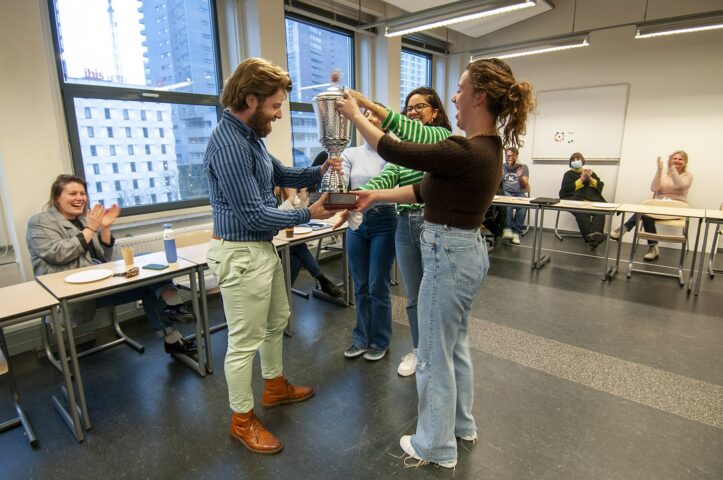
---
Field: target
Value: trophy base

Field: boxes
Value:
[310,192,357,210]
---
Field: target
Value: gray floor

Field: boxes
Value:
[1,232,722,479]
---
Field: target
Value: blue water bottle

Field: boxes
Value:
[163,223,177,263]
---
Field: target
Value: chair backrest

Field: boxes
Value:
[641,199,689,222]
[175,229,212,248]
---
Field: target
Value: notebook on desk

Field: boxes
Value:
[530,197,560,205]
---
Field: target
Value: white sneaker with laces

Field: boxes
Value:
[643,245,660,261]
[399,435,456,469]
[397,349,417,377]
[502,228,514,239]
[511,233,521,245]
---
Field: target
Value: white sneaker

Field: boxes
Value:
[643,245,660,261]
[610,227,622,240]
[400,435,456,469]
[511,233,520,245]
[397,349,417,377]
[458,433,477,442]
[502,228,514,239]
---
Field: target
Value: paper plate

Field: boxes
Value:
[591,203,612,208]
[294,226,313,235]
[64,269,114,284]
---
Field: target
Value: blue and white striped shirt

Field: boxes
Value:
[204,111,323,241]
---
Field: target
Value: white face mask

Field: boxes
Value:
[570,160,583,169]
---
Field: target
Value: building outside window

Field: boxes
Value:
[87,126,94,138]
[49,0,222,213]
[400,48,432,111]
[285,16,354,167]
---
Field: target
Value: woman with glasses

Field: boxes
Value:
[337,59,535,468]
[353,87,452,377]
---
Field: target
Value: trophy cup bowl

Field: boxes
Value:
[311,86,357,210]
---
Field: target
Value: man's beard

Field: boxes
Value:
[247,107,273,138]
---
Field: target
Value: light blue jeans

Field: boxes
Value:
[504,192,528,234]
[395,210,425,348]
[410,222,489,464]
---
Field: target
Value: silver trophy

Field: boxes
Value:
[311,80,357,209]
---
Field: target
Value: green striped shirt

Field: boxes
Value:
[359,111,452,212]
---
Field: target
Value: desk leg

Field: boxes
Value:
[601,213,613,281]
[174,272,206,376]
[534,208,551,269]
[61,299,91,431]
[282,246,293,336]
[198,267,213,373]
[608,213,625,280]
[49,306,84,442]
[692,219,710,296]
[686,219,703,295]
[530,206,540,269]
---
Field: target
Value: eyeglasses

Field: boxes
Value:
[404,103,432,114]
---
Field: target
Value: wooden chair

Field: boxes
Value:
[627,199,689,285]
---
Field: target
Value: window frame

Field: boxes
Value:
[400,47,433,110]
[285,13,356,167]
[46,0,225,216]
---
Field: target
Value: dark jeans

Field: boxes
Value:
[95,280,175,332]
[571,212,605,239]
[624,214,658,245]
[347,205,397,351]
[289,244,321,284]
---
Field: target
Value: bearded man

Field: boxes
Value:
[203,57,336,454]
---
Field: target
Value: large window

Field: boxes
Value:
[285,16,354,167]
[49,0,222,214]
[400,48,432,111]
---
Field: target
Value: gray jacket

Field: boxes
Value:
[26,207,115,276]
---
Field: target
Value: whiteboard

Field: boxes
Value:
[531,84,629,161]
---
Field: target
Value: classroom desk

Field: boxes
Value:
[691,208,723,295]
[609,204,706,285]
[176,237,289,367]
[492,194,537,261]
[35,252,206,433]
[0,282,83,442]
[529,199,619,278]
[274,220,349,335]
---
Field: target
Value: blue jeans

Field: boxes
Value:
[410,222,489,464]
[289,244,321,284]
[504,192,528,234]
[96,280,175,333]
[624,214,658,245]
[395,210,424,348]
[346,205,397,351]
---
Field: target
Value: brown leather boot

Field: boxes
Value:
[261,374,315,408]
[230,410,283,454]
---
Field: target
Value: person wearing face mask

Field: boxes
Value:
[559,152,607,249]
[610,151,693,261]
[26,174,197,355]
[501,146,530,245]
[347,87,452,377]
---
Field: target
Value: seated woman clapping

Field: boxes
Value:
[26,174,197,355]
[558,152,607,249]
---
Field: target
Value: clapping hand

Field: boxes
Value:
[101,204,121,228]
[85,204,104,231]
[657,156,664,171]
[583,168,593,179]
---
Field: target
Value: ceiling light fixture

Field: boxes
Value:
[635,10,723,39]
[470,32,590,60]
[381,0,537,38]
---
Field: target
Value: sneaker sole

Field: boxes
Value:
[363,352,387,361]
[344,350,368,359]
[397,369,416,377]
[231,432,284,455]
[261,391,315,409]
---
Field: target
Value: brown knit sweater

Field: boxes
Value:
[377,134,503,229]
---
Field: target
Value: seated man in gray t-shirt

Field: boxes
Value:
[501,146,530,245]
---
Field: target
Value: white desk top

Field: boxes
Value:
[0,281,58,321]
[616,203,706,218]
[36,252,196,300]
[274,214,347,245]
[177,238,289,265]
[705,209,723,221]
[492,195,532,206]
[555,200,620,211]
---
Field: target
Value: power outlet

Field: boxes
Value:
[136,300,143,309]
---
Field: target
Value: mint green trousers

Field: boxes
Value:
[207,239,289,413]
